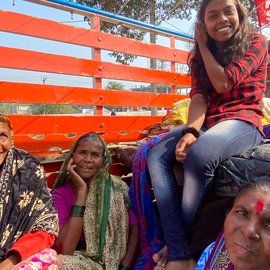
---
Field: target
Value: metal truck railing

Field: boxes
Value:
[0,0,193,157]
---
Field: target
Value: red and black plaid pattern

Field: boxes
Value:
[191,33,268,133]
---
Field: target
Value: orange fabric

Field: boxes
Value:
[6,231,56,261]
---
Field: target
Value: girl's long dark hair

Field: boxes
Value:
[188,0,254,97]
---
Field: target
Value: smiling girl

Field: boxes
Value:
[147,0,268,269]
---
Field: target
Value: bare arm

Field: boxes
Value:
[120,223,139,267]
[0,252,20,270]
[53,158,88,255]
[186,93,207,130]
[195,22,232,94]
[175,94,207,161]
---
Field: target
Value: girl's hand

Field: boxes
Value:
[195,21,208,47]
[175,133,197,162]
[67,158,87,192]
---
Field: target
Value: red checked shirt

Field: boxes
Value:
[190,33,268,133]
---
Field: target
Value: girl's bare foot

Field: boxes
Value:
[166,259,196,270]
[153,245,167,268]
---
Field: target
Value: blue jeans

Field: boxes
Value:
[147,120,262,261]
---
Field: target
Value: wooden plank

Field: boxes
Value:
[0,46,191,86]
[10,115,164,155]
[0,82,188,107]
[0,10,191,156]
[13,131,145,155]
[9,3,193,43]
[9,113,166,154]
[10,115,162,134]
[0,10,189,63]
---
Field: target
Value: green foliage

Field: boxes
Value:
[0,104,13,114]
[78,0,198,64]
[78,0,197,24]
[78,0,258,28]
[78,0,259,64]
[0,103,81,115]
[31,104,81,115]
[105,81,125,90]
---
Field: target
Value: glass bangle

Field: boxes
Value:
[70,205,86,217]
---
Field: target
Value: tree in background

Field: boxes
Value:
[105,81,125,90]
[0,103,81,115]
[0,104,14,114]
[77,0,257,26]
[78,0,259,64]
[105,81,125,112]
[32,104,80,115]
[78,0,196,64]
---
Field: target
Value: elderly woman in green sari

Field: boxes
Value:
[52,132,138,270]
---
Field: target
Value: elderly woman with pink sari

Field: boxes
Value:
[51,132,138,270]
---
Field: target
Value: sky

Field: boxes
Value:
[2,0,270,89]
[2,0,270,90]
[0,0,196,89]
[0,0,95,87]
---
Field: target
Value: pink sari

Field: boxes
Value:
[12,249,58,270]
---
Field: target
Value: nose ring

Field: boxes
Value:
[255,233,261,241]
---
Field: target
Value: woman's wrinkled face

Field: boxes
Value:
[224,191,270,270]
[204,0,240,48]
[0,122,13,165]
[72,139,104,181]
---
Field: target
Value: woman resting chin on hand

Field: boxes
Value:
[52,132,138,270]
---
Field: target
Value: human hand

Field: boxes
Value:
[195,21,208,47]
[0,252,20,270]
[67,158,87,192]
[175,133,197,162]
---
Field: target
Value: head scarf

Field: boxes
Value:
[53,132,112,189]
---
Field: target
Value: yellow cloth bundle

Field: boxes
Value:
[160,97,270,128]
[262,97,270,125]
[161,98,190,128]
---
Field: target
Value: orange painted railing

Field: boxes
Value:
[0,6,192,157]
